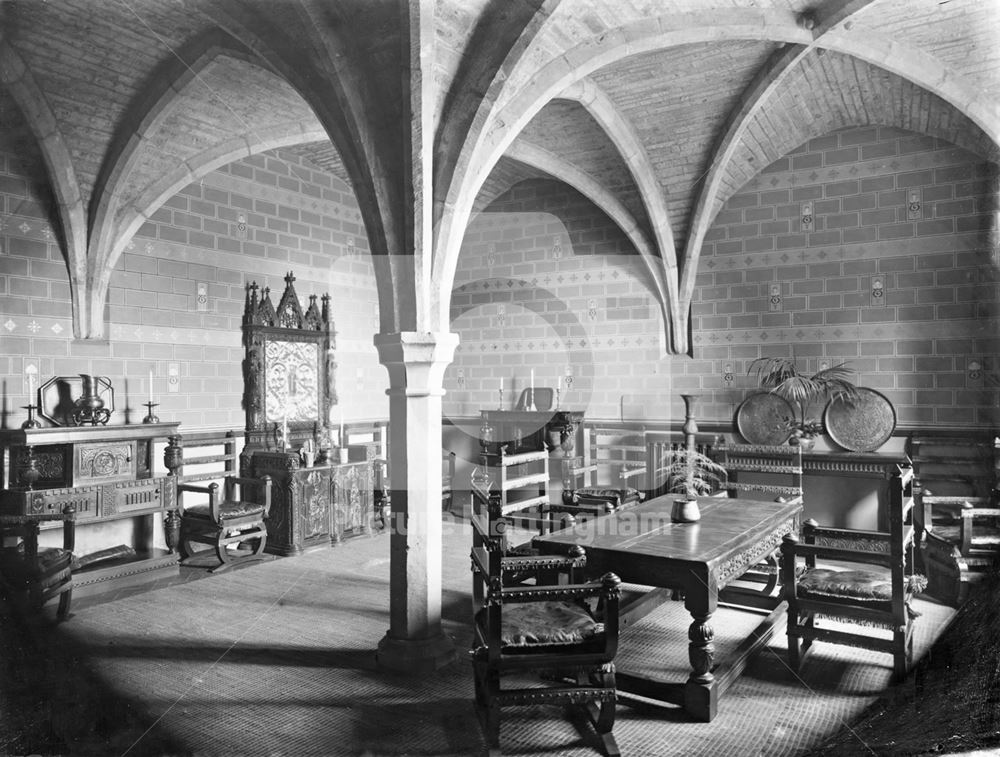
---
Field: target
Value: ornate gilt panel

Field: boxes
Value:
[265,340,319,423]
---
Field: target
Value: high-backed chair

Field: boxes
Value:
[176,475,272,573]
[470,477,621,756]
[716,442,803,599]
[908,434,1000,605]
[781,466,926,682]
[0,506,76,620]
[717,442,804,504]
[484,448,553,547]
[558,425,645,521]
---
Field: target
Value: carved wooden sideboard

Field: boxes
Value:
[0,423,181,593]
[479,409,584,456]
[249,450,373,556]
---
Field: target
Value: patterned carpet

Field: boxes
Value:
[0,516,960,756]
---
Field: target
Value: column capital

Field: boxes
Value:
[374,331,459,397]
[373,331,459,364]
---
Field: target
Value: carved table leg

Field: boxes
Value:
[684,612,717,720]
[684,570,719,721]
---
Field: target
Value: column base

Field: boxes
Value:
[376,631,457,674]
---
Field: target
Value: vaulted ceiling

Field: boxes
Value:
[1,0,997,349]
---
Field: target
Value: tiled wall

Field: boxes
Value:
[2,121,998,439]
[447,200,668,422]
[696,127,999,428]
[445,126,1000,430]
[0,132,386,433]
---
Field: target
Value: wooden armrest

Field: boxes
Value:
[501,450,549,465]
[619,466,646,482]
[804,524,888,541]
[501,573,620,604]
[959,506,1000,518]
[227,475,269,489]
[177,482,218,495]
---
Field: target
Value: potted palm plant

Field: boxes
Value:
[658,447,728,522]
[749,356,859,449]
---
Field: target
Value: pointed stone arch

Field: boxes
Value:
[0,41,88,335]
[88,28,257,284]
[82,125,330,339]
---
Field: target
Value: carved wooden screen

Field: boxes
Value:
[241,272,336,463]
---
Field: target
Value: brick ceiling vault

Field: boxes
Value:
[85,29,331,340]
[436,10,819,356]
[0,1,997,348]
[449,4,1000,355]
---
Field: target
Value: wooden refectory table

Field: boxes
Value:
[532,495,803,722]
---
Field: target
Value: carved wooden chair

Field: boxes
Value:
[176,475,272,573]
[0,506,76,620]
[908,434,1000,605]
[781,466,926,682]
[470,475,621,756]
[557,425,645,521]
[716,442,804,600]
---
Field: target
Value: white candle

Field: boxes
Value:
[339,409,345,447]
[282,399,288,447]
[530,369,534,391]
[148,369,154,404]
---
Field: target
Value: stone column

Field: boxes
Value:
[374,331,459,673]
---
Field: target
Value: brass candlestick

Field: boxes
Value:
[143,402,160,424]
[21,404,42,430]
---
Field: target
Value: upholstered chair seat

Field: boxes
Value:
[573,487,642,511]
[0,508,76,619]
[485,599,605,647]
[929,523,1000,547]
[797,567,927,607]
[2,542,71,571]
[183,500,267,523]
